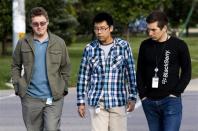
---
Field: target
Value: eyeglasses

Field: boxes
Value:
[94,26,109,32]
[32,21,47,27]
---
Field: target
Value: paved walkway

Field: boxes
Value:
[186,78,198,91]
[0,79,197,131]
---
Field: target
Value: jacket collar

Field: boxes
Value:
[24,30,55,50]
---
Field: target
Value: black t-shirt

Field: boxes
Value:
[137,36,191,100]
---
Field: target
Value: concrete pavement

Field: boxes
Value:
[186,78,198,91]
[0,78,197,131]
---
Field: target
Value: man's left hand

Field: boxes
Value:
[127,101,136,112]
[63,91,68,96]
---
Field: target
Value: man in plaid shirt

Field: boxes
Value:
[77,12,137,131]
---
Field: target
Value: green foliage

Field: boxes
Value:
[0,0,12,55]
[0,0,12,37]
[75,0,197,35]
[76,0,172,34]
[167,0,198,27]
[0,0,197,55]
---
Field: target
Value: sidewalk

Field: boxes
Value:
[0,79,198,131]
[186,78,198,91]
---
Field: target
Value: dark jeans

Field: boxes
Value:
[142,96,182,131]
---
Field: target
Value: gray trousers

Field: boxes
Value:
[21,94,64,131]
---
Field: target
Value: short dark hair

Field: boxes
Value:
[146,11,168,29]
[29,7,49,23]
[92,12,113,27]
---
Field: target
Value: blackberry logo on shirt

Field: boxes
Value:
[162,50,171,84]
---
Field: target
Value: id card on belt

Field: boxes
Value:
[152,77,159,88]
[95,107,100,114]
[46,97,53,105]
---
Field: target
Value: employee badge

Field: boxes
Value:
[152,76,159,88]
[46,97,53,105]
[95,106,101,114]
[152,67,159,88]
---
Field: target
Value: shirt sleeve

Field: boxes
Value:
[77,47,90,105]
[174,40,191,93]
[125,42,137,101]
[60,41,71,92]
[136,42,147,99]
[11,40,23,94]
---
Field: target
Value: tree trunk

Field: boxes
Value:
[185,24,189,37]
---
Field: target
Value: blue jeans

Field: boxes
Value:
[142,96,182,131]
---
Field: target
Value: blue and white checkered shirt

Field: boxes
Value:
[77,38,137,109]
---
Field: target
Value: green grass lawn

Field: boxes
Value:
[0,56,12,89]
[0,36,198,89]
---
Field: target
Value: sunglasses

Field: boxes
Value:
[32,21,47,27]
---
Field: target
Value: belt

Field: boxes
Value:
[99,99,104,102]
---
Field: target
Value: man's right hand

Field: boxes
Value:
[15,92,19,96]
[141,97,147,101]
[78,104,86,118]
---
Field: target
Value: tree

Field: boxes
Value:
[0,0,12,55]
[75,0,171,35]
[166,0,198,36]
[167,0,197,28]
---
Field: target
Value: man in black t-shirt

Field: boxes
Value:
[136,11,191,131]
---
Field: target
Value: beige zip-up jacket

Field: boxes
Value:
[11,32,71,100]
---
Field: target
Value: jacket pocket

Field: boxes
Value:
[17,77,28,97]
[21,49,33,64]
[49,50,62,64]
[52,76,65,98]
